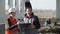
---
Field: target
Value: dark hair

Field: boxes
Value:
[9,12,15,15]
[18,19,20,20]
[25,2,32,11]
[25,2,32,8]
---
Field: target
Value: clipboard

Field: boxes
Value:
[19,23,31,28]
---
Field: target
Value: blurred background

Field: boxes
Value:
[0,0,56,23]
[1,0,60,34]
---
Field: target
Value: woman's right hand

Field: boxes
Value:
[17,21,20,25]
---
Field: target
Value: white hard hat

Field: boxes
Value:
[8,7,16,14]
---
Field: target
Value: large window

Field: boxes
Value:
[13,0,16,8]
[19,0,21,11]
[5,0,16,10]
[5,0,16,14]
[5,0,9,11]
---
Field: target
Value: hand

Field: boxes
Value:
[29,25,35,29]
[17,21,20,25]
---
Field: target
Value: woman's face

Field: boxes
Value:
[12,12,16,17]
[26,8,32,15]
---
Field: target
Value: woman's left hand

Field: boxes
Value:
[29,24,35,29]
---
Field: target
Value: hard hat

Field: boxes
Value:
[8,7,16,14]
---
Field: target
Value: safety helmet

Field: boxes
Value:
[8,7,16,14]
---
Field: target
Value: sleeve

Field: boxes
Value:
[7,19,11,27]
[34,16,41,29]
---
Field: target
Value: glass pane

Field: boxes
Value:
[5,0,9,10]
[13,0,15,8]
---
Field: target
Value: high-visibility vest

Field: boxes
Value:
[5,16,18,34]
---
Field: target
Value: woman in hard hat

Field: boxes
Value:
[5,7,19,34]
